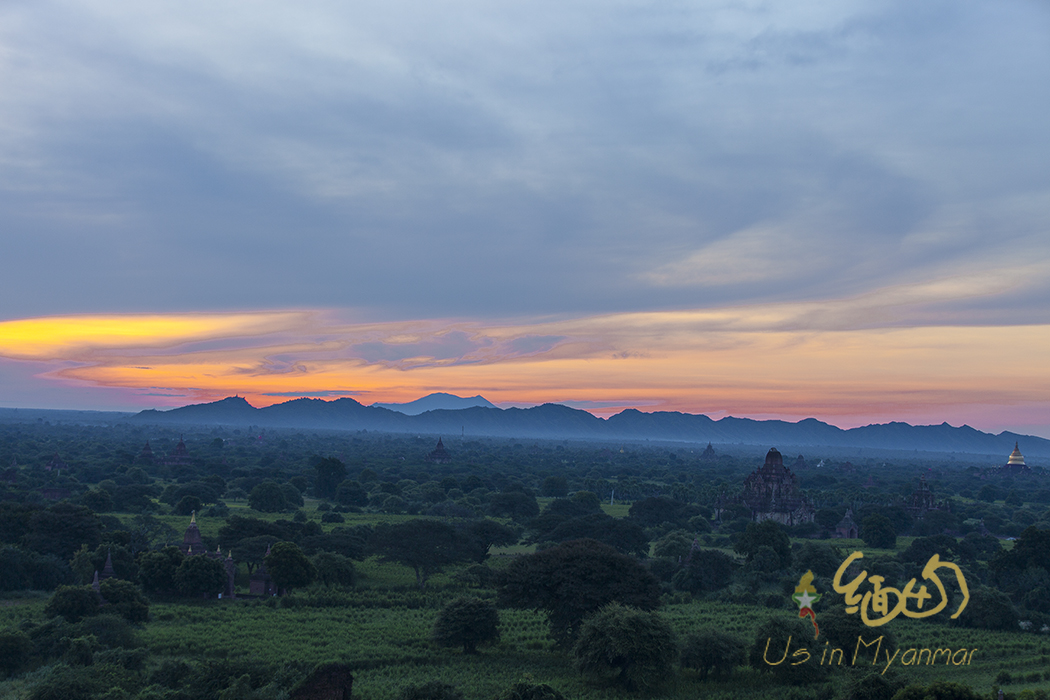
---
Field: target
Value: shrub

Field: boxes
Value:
[893,681,982,700]
[861,514,897,549]
[397,681,464,700]
[174,554,228,597]
[432,597,500,654]
[99,578,150,623]
[749,616,828,684]
[311,551,356,587]
[680,629,745,679]
[0,629,31,676]
[265,542,316,593]
[44,585,100,623]
[173,495,202,516]
[498,681,567,700]
[572,603,677,690]
[249,482,288,513]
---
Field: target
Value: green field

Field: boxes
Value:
[5,545,1050,700]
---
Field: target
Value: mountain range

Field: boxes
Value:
[371,393,496,415]
[126,394,1050,459]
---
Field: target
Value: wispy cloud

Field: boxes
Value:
[1,270,1048,434]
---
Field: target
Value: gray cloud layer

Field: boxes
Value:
[2,0,1048,322]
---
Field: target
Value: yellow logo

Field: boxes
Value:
[832,551,969,627]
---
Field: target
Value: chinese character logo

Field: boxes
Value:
[832,551,969,627]
[793,570,821,638]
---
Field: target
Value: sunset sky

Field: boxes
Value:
[2,1,1049,436]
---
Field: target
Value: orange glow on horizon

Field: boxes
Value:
[1,309,1048,431]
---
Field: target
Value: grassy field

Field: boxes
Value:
[116,595,1048,700]
[4,500,1042,699]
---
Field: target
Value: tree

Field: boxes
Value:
[572,603,677,691]
[24,503,102,559]
[541,513,649,556]
[0,546,73,591]
[861,514,897,549]
[371,520,473,589]
[311,551,356,587]
[248,481,288,513]
[734,520,791,567]
[432,597,500,654]
[44,585,100,622]
[299,526,370,561]
[280,482,304,508]
[98,578,150,623]
[680,629,746,680]
[794,541,844,578]
[458,519,520,562]
[497,538,661,645]
[0,630,31,677]
[671,548,736,593]
[892,681,982,700]
[397,682,464,700]
[173,495,202,516]
[541,476,569,498]
[174,555,228,598]
[680,629,747,680]
[314,457,348,500]
[81,489,114,513]
[138,546,185,594]
[265,541,316,593]
[950,586,1016,630]
[497,682,566,700]
[70,544,136,585]
[127,514,178,554]
[488,491,540,521]
[529,497,602,540]
[627,497,700,528]
[335,479,369,506]
[819,604,896,655]
[844,671,904,700]
[748,616,827,684]
[991,525,1050,575]
[653,530,693,560]
[217,515,285,552]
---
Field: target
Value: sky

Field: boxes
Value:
[1,1,1049,436]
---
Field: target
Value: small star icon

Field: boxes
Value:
[794,590,819,609]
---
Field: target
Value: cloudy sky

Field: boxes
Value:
[2,1,1049,436]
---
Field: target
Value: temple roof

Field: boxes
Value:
[182,512,203,548]
[427,438,452,462]
[1007,442,1025,466]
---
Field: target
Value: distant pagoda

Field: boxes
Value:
[1001,442,1031,476]
[426,438,452,464]
[903,474,947,520]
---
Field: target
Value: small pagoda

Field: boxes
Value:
[161,436,193,467]
[834,509,859,538]
[426,438,452,464]
[903,475,947,520]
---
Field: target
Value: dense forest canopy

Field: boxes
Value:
[0,418,1048,699]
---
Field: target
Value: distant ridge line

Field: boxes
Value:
[119,396,1050,458]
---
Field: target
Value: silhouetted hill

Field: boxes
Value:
[128,396,1050,457]
[372,393,496,415]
